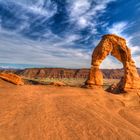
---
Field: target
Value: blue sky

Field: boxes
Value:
[0,0,140,69]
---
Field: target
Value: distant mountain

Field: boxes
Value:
[0,63,47,69]
[0,68,140,79]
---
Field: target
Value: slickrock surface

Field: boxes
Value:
[85,34,140,92]
[0,73,24,85]
[0,79,140,140]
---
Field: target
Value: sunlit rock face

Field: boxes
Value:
[85,34,140,92]
[0,73,24,85]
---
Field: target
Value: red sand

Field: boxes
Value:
[0,79,140,140]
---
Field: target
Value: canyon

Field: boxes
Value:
[0,68,140,79]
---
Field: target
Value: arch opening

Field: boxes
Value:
[100,55,123,91]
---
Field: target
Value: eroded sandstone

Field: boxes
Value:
[0,73,24,85]
[85,34,140,92]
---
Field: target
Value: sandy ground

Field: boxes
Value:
[0,79,140,140]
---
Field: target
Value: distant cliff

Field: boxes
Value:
[0,68,140,79]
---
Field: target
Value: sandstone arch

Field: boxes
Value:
[85,34,140,92]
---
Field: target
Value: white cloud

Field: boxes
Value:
[64,34,81,43]
[78,17,89,28]
[68,0,116,30]
[134,56,140,67]
[8,0,57,17]
[69,0,91,17]
[2,0,140,69]
[0,0,121,69]
[0,28,91,68]
[27,0,57,17]
[107,22,128,36]
[100,55,123,69]
[130,46,140,55]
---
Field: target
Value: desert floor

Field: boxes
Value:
[0,79,140,140]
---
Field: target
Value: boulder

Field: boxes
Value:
[0,73,24,85]
[85,34,140,92]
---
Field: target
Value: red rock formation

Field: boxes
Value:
[14,68,90,79]
[0,73,24,85]
[0,68,140,80]
[85,34,140,91]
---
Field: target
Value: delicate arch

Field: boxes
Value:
[85,34,140,92]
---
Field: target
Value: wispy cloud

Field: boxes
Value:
[0,0,140,68]
[100,55,123,69]
[107,22,128,36]
[0,28,90,68]
[68,0,116,31]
